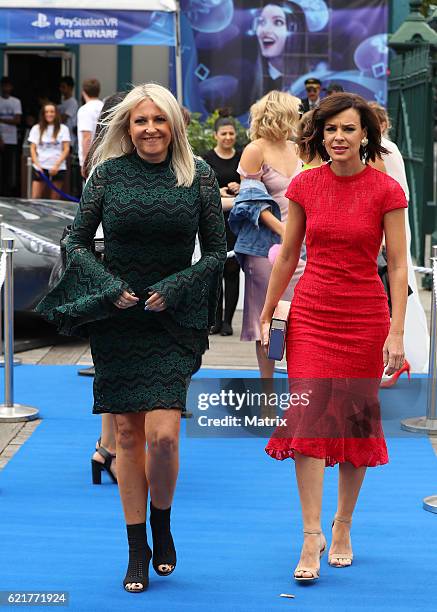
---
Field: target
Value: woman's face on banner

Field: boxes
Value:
[256,4,288,59]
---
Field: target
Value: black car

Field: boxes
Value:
[0,197,77,311]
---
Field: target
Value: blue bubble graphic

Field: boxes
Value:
[354,34,388,76]
[182,0,234,33]
[292,0,329,32]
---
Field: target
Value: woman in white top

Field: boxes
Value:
[369,102,429,374]
[28,102,70,200]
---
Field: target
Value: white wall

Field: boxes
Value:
[132,45,169,88]
[79,44,117,99]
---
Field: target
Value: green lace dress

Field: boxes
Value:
[36,153,227,413]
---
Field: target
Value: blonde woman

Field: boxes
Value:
[37,84,226,593]
[238,90,305,378]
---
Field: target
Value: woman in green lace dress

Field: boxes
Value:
[37,84,226,593]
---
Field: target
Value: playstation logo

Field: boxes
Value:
[31,13,51,28]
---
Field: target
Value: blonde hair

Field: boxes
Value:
[249,90,300,141]
[90,83,195,187]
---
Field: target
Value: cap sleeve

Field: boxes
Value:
[28,125,39,144]
[285,172,306,210]
[382,177,408,215]
[237,163,264,180]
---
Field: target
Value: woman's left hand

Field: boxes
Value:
[49,164,59,177]
[145,291,167,312]
[382,332,405,376]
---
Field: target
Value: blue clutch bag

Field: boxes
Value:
[267,300,291,361]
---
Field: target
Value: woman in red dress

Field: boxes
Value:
[260,94,408,582]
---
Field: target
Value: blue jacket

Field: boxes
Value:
[228,179,282,264]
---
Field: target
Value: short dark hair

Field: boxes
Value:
[214,107,236,132]
[82,78,100,98]
[1,76,12,86]
[326,82,344,94]
[60,76,75,88]
[300,93,389,163]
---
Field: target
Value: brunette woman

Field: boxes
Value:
[28,103,70,199]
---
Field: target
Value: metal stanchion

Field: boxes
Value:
[423,495,437,513]
[26,157,33,199]
[0,239,39,422]
[0,221,21,368]
[0,217,2,361]
[401,245,437,434]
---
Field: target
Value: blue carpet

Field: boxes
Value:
[0,366,436,611]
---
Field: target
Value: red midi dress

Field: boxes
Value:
[265,164,408,467]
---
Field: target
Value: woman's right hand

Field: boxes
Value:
[113,290,139,309]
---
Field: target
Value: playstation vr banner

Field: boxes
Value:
[178,0,388,119]
[0,8,175,45]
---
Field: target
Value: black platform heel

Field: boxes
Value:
[91,439,117,484]
[150,503,176,576]
[123,523,152,593]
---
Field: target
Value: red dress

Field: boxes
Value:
[265,164,408,467]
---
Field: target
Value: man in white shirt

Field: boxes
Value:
[0,77,22,196]
[58,76,78,151]
[77,78,103,177]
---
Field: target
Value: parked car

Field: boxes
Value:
[0,197,77,311]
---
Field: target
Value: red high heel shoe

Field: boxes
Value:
[380,359,411,388]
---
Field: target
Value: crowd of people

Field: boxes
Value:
[0,75,104,200]
[33,75,426,594]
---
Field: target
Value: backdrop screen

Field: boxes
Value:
[178,0,388,120]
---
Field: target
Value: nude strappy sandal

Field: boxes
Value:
[294,530,327,582]
[328,516,353,567]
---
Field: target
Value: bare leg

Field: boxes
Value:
[93,414,117,477]
[115,413,148,524]
[294,452,326,579]
[145,409,181,508]
[145,409,181,574]
[256,340,275,378]
[255,341,277,418]
[31,180,46,199]
[329,462,366,566]
[51,180,63,200]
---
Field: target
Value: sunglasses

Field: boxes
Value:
[306,86,320,93]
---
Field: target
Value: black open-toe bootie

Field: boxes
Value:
[150,503,177,576]
[123,523,152,593]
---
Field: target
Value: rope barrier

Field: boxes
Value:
[33,168,80,203]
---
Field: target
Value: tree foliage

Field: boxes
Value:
[186,110,249,157]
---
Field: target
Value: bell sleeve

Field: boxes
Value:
[35,163,129,336]
[146,161,227,330]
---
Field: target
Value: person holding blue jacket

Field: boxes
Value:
[230,90,305,379]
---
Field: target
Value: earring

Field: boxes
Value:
[361,137,369,147]
[322,139,326,146]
